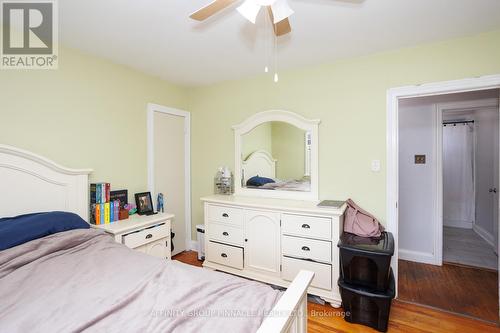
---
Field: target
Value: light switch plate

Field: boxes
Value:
[371,160,381,172]
[415,155,426,164]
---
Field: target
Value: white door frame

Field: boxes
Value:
[435,99,499,266]
[147,103,192,252]
[434,99,500,266]
[386,74,500,299]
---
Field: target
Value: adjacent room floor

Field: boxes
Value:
[173,251,500,332]
[444,226,498,270]
[398,259,498,323]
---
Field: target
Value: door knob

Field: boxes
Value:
[489,188,497,193]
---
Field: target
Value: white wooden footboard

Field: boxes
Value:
[257,270,314,333]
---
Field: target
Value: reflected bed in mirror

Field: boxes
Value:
[241,121,311,192]
[233,110,320,201]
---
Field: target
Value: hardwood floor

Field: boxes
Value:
[398,259,498,322]
[173,251,500,332]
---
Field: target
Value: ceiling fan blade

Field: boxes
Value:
[270,0,294,24]
[189,0,238,21]
[237,0,262,24]
[267,7,291,36]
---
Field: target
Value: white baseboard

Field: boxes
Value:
[188,240,199,251]
[399,249,437,265]
[444,219,473,229]
[473,224,495,247]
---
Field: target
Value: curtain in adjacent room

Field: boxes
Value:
[443,123,475,228]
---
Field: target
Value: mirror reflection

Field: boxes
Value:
[241,121,311,192]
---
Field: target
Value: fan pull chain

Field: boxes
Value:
[264,9,270,73]
[274,22,279,83]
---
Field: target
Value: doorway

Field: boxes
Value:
[396,89,500,322]
[441,104,499,270]
[147,103,191,256]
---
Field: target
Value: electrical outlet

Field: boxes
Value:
[371,160,381,172]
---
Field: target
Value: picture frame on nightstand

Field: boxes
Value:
[135,192,156,216]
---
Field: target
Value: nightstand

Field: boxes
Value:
[91,213,174,260]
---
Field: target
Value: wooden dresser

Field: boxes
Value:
[201,195,346,307]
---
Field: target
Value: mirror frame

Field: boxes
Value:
[233,110,320,201]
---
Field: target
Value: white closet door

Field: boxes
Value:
[154,112,186,255]
[244,210,281,275]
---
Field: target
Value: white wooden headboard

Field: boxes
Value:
[0,145,92,221]
[242,149,277,184]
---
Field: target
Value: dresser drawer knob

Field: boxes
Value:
[301,224,310,229]
[145,234,153,239]
[301,246,310,251]
[222,213,229,218]
[222,231,229,236]
[221,253,228,258]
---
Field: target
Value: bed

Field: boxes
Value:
[0,145,313,333]
[242,150,310,192]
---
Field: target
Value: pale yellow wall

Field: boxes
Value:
[242,122,272,159]
[0,46,189,203]
[188,30,500,237]
[271,122,305,180]
[2,30,500,241]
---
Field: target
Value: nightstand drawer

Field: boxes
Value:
[282,235,332,263]
[207,204,243,226]
[122,223,169,249]
[282,214,332,240]
[208,222,244,246]
[207,241,243,270]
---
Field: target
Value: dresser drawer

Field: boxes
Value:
[282,256,332,290]
[208,222,244,246]
[207,204,244,226]
[122,224,169,249]
[282,214,332,240]
[282,235,332,263]
[207,241,244,270]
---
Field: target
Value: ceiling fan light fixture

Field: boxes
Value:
[270,0,294,23]
[237,0,262,24]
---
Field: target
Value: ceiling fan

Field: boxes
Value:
[190,0,294,36]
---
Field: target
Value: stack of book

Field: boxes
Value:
[90,183,120,225]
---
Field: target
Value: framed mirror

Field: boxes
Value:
[233,110,320,201]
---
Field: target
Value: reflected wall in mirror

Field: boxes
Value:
[233,110,320,201]
[242,121,311,192]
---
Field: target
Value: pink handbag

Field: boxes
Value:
[344,199,384,238]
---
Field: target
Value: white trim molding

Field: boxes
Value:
[473,224,495,248]
[386,74,500,298]
[233,110,320,201]
[398,249,436,265]
[147,103,192,249]
[189,240,199,252]
[434,98,499,265]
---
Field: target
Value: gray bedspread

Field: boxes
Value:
[0,229,281,333]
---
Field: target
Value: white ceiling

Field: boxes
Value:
[59,0,500,86]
